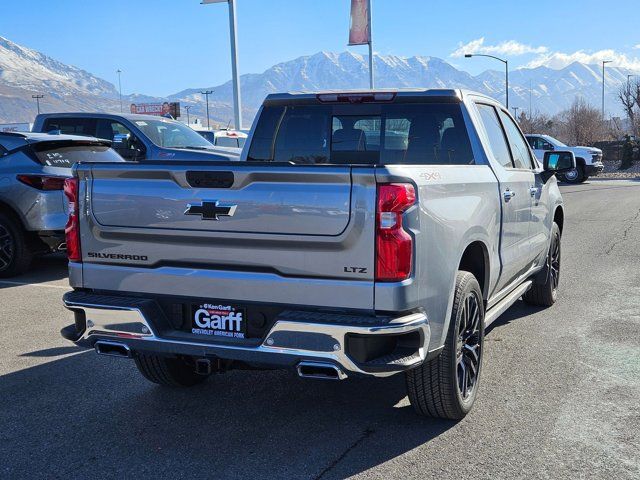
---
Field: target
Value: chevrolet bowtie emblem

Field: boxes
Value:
[184,201,237,220]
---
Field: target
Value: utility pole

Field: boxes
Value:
[602,60,612,120]
[185,105,192,125]
[200,90,213,130]
[32,94,44,115]
[465,53,509,108]
[529,79,532,119]
[368,0,374,89]
[116,69,123,113]
[202,0,243,130]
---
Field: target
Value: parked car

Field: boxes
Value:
[0,132,123,277]
[525,134,603,183]
[33,113,239,162]
[195,129,247,149]
[60,89,572,419]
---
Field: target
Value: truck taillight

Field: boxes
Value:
[63,178,81,262]
[17,174,67,190]
[375,183,416,282]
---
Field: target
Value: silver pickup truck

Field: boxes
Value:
[61,90,573,419]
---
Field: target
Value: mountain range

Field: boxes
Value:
[0,36,634,127]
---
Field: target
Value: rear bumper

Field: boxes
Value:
[62,291,430,378]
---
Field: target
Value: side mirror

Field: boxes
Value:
[542,151,575,181]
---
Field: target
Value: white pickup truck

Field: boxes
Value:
[525,134,604,183]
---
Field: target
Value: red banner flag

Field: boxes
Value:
[348,0,370,46]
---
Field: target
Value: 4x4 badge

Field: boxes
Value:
[185,201,237,220]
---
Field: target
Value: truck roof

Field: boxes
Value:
[263,88,495,105]
[35,112,180,123]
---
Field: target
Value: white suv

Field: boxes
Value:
[526,134,603,183]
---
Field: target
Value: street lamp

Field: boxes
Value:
[32,94,44,115]
[116,69,123,113]
[202,0,242,130]
[512,106,520,119]
[185,105,192,125]
[602,60,612,120]
[465,53,509,108]
[200,90,213,130]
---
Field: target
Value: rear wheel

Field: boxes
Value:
[524,222,561,307]
[134,353,210,387]
[406,272,484,419]
[0,213,33,278]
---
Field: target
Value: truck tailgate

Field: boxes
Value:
[75,162,376,310]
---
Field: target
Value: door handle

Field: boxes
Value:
[503,189,516,202]
[529,186,539,197]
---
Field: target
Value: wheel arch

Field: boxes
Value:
[458,240,490,303]
[553,204,564,234]
[0,199,26,229]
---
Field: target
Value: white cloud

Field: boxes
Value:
[525,49,640,71]
[634,44,640,50]
[451,37,548,58]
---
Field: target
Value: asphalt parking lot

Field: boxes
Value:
[1,179,639,480]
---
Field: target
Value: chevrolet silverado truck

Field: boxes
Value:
[61,90,573,419]
[526,133,603,183]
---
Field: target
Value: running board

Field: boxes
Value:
[484,280,533,328]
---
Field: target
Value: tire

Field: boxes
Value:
[406,271,485,419]
[0,212,33,278]
[134,353,210,387]
[561,164,584,184]
[523,222,561,307]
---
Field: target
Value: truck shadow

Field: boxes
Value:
[0,253,68,288]
[1,350,456,479]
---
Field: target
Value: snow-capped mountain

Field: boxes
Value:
[0,36,634,125]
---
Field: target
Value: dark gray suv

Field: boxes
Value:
[0,132,122,277]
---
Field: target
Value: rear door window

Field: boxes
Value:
[498,110,536,169]
[42,118,97,137]
[476,104,513,168]
[248,102,474,165]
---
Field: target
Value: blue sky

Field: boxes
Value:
[3,0,640,96]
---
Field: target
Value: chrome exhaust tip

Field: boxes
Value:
[297,361,347,380]
[94,340,131,358]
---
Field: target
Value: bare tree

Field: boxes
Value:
[556,97,603,145]
[617,80,637,136]
[517,111,554,134]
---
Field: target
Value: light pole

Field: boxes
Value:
[368,0,374,89]
[512,106,519,119]
[116,69,123,113]
[465,53,509,108]
[200,90,213,130]
[627,74,636,87]
[202,0,242,130]
[32,94,44,114]
[185,105,192,125]
[602,60,612,120]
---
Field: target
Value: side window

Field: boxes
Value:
[526,136,537,149]
[96,119,143,160]
[498,110,535,169]
[476,104,513,168]
[42,118,97,137]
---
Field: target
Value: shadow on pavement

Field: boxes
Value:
[0,253,68,288]
[0,350,456,479]
[20,346,83,357]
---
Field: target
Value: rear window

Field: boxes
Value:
[248,103,474,165]
[216,136,240,148]
[32,144,122,167]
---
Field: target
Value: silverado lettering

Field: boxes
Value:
[87,252,149,261]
